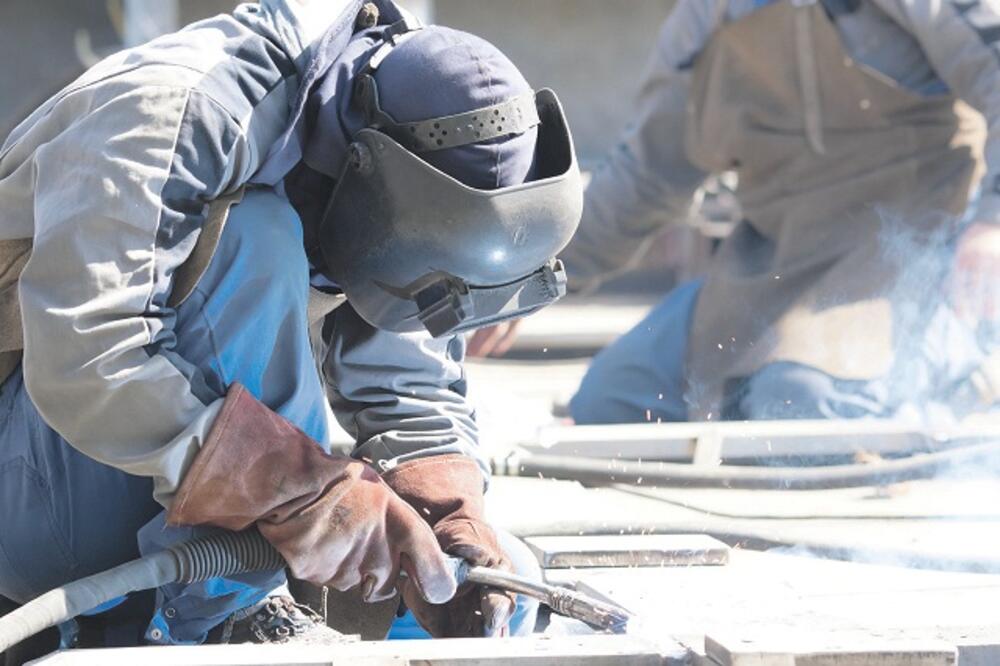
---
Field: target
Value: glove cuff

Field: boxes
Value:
[167,383,362,530]
[382,454,486,527]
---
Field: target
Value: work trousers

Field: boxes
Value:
[0,189,537,646]
[570,280,992,425]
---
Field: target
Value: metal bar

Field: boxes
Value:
[526,419,1000,462]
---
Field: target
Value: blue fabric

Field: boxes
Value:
[303,25,537,189]
[570,281,701,425]
[0,189,331,645]
[387,529,541,640]
[0,367,160,605]
[570,279,993,425]
[253,0,408,185]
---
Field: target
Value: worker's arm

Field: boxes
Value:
[872,0,1000,221]
[18,85,253,506]
[321,305,520,636]
[872,0,1000,320]
[559,0,715,293]
[321,303,484,477]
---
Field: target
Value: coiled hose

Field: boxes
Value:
[0,529,283,653]
[0,528,633,652]
[494,440,1000,490]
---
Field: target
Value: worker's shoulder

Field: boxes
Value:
[114,14,298,122]
[44,13,297,127]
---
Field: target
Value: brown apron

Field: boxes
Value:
[684,0,985,418]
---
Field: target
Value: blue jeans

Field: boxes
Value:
[0,189,538,644]
[570,280,990,424]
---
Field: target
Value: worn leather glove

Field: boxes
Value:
[384,455,516,637]
[167,383,457,606]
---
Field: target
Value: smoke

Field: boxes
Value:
[874,207,998,427]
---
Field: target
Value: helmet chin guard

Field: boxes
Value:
[319,87,583,336]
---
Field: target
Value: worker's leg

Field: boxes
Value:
[387,530,542,639]
[570,280,701,424]
[736,361,889,420]
[0,365,161,607]
[0,190,329,646]
[737,306,994,421]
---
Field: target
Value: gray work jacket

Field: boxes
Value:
[0,0,481,507]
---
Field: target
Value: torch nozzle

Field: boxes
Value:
[450,557,633,634]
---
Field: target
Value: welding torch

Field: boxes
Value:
[448,556,633,634]
[0,529,632,652]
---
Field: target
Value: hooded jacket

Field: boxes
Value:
[0,0,481,506]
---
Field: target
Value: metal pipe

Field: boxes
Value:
[494,440,1000,491]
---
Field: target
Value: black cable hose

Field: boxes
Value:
[495,440,1000,490]
[172,530,285,583]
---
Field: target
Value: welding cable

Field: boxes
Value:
[493,440,1000,490]
[0,530,284,653]
[0,528,631,651]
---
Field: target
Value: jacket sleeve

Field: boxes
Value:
[320,303,485,479]
[18,84,253,506]
[873,0,1000,223]
[559,0,716,293]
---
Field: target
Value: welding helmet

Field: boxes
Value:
[317,19,583,337]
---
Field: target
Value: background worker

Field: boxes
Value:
[0,0,578,654]
[473,0,1000,425]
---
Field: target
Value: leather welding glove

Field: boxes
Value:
[384,455,517,638]
[167,383,457,606]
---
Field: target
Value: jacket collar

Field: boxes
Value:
[248,0,409,184]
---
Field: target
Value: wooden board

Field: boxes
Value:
[568,551,1000,665]
[705,633,955,666]
[27,635,687,666]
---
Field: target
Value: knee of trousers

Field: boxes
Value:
[739,361,883,420]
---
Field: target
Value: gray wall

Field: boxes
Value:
[0,1,238,140]
[178,1,240,25]
[0,1,119,140]
[434,0,676,161]
[2,1,676,162]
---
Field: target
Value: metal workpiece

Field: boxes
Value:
[704,633,957,666]
[525,535,730,570]
[526,419,1000,464]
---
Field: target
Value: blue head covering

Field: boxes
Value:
[302,24,538,190]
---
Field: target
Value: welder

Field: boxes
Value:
[0,0,580,654]
[472,0,1000,425]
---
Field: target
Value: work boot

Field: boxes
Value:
[207,596,350,646]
